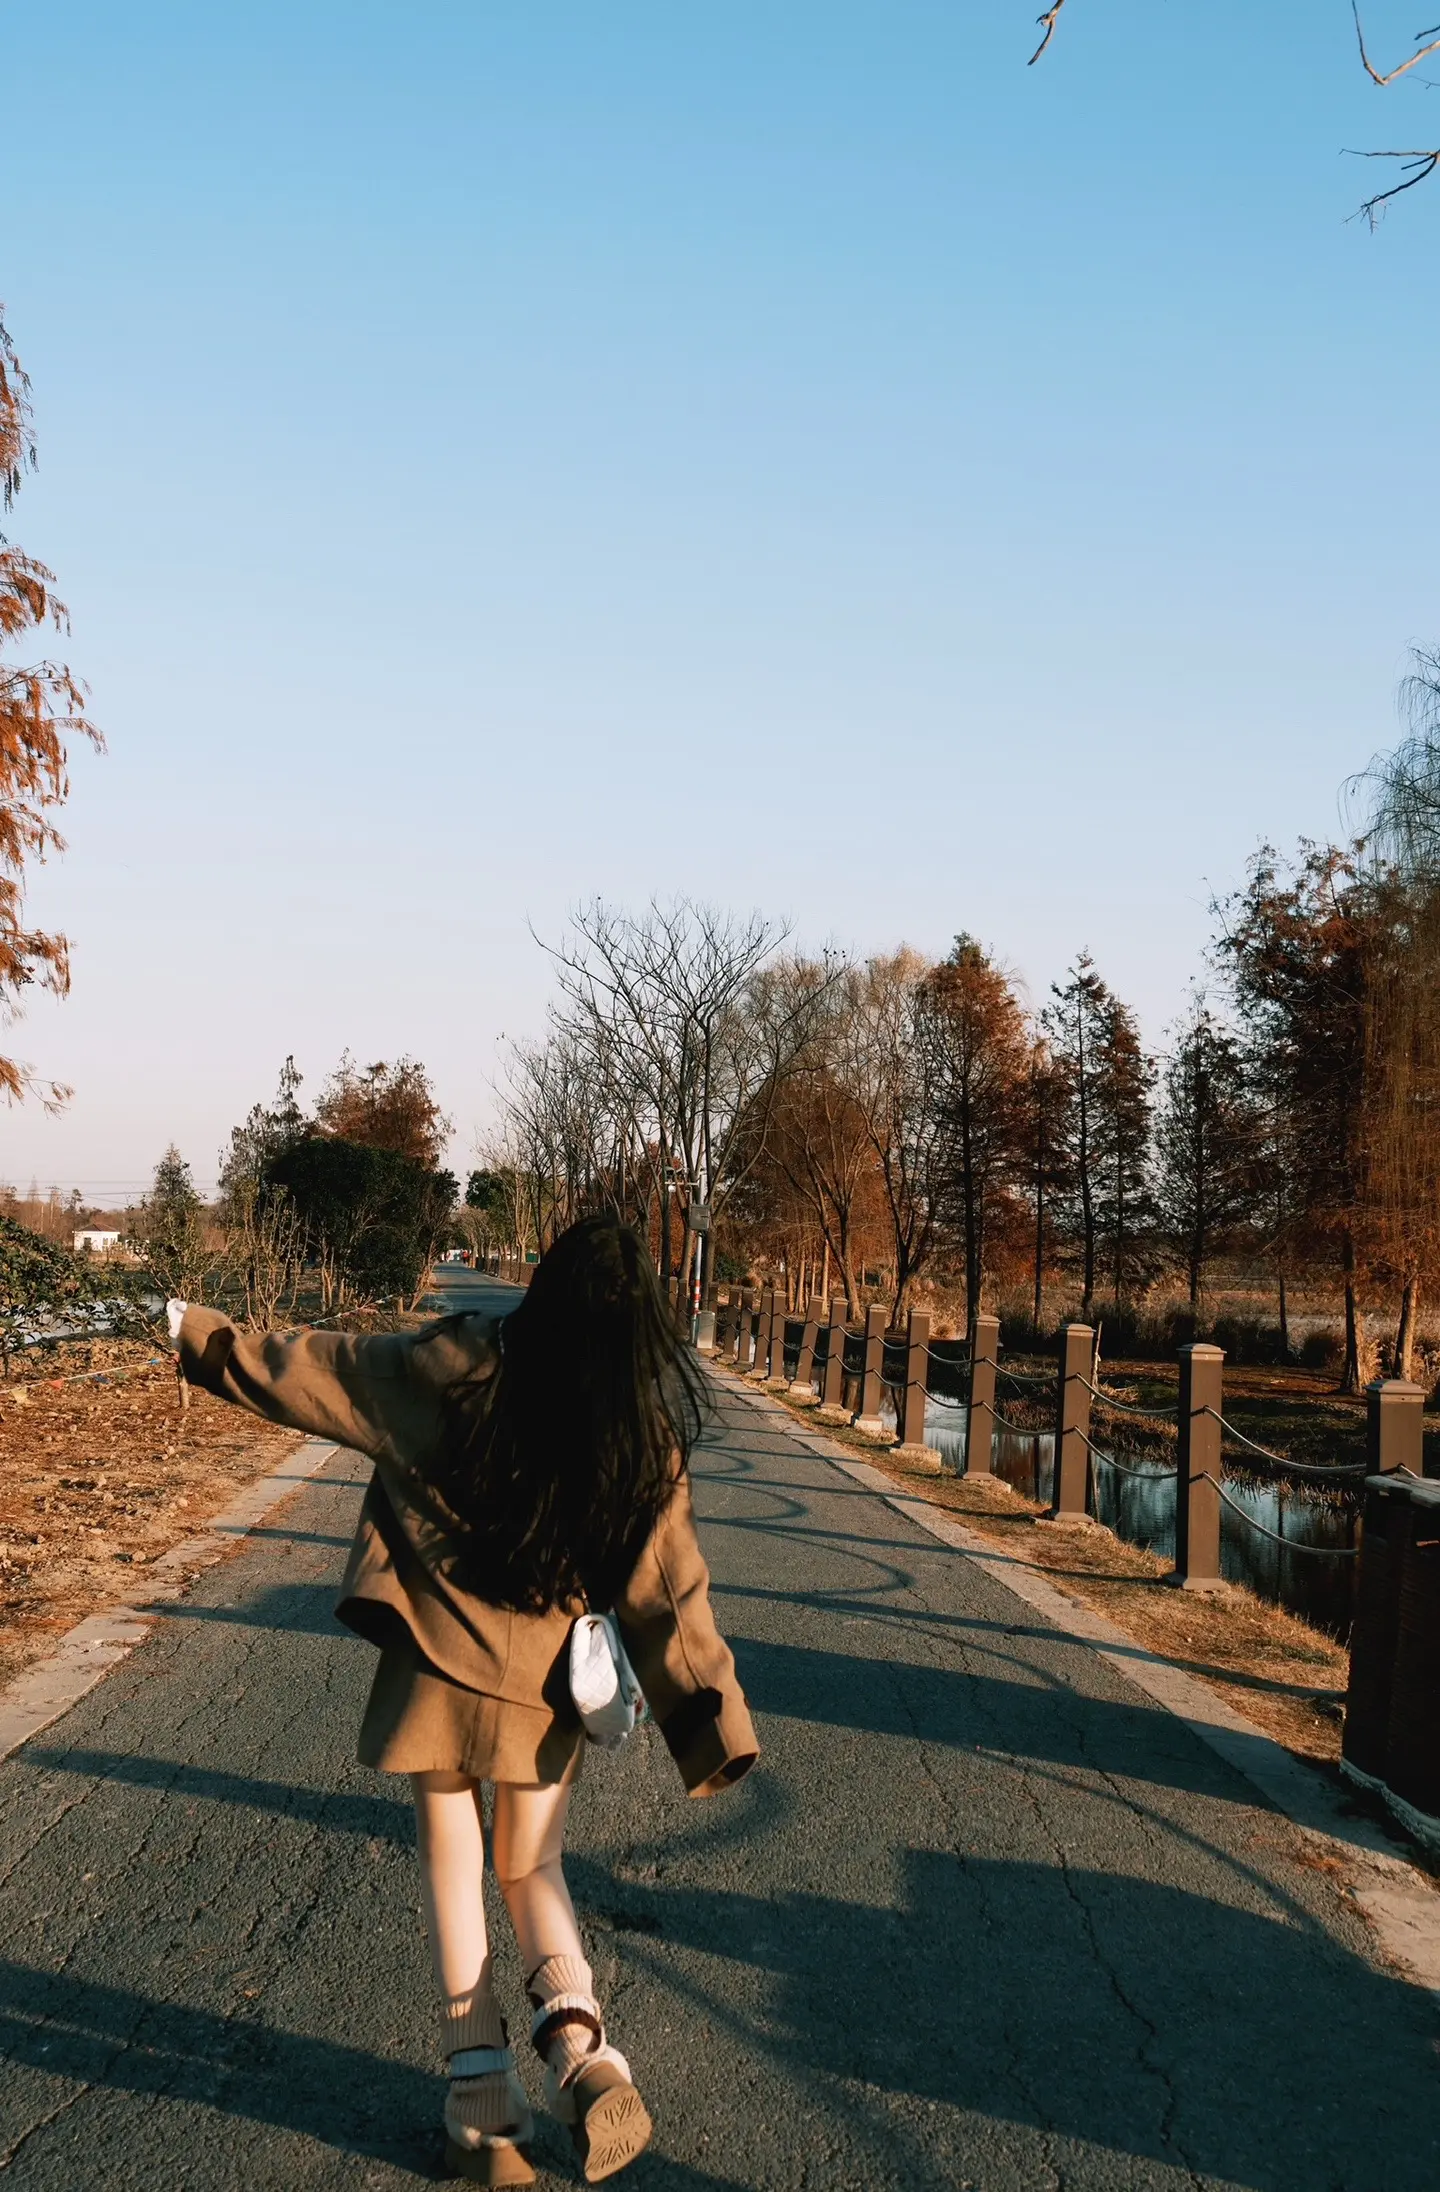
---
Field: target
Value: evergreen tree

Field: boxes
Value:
[1154,996,1263,1311]
[1042,955,1109,1321]
[1091,988,1157,1310]
[218,1057,306,1208]
[1021,1036,1073,1334]
[1043,955,1155,1320]
[130,1146,210,1300]
[921,936,1029,1326]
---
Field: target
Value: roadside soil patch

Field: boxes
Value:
[725,1364,1351,1770]
[0,1342,302,1688]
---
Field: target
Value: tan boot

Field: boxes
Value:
[526,1955,652,2184]
[441,1985,535,2186]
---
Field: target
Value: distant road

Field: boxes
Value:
[420,1265,528,1321]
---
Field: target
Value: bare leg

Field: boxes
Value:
[494,1783,652,2177]
[490,1782,583,1970]
[412,1771,533,2181]
[413,1770,489,1997]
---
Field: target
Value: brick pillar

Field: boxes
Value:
[965,1313,999,1477]
[1174,1343,1225,1589]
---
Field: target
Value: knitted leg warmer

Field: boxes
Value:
[526,1955,602,2087]
[441,1983,534,2161]
[526,1955,652,2181]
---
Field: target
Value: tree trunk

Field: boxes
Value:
[1396,1270,1419,1383]
[1341,1230,1361,1395]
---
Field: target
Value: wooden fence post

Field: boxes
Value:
[852,1304,888,1437]
[1380,1476,1440,1820]
[748,1289,774,1378]
[766,1304,792,1385]
[1048,1322,1094,1521]
[1344,1474,1419,1785]
[1174,1343,1225,1589]
[733,1288,753,1367]
[965,1313,999,1477]
[790,1296,823,1400]
[1368,1379,1424,1477]
[892,1309,940,1472]
[817,1297,849,1421]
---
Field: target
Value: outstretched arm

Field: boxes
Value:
[174,1303,420,1460]
[614,1474,758,1798]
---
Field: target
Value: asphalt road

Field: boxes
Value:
[0,1365,1437,2190]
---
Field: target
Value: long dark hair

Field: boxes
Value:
[435,1214,707,1613]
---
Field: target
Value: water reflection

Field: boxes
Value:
[891,1396,1356,1639]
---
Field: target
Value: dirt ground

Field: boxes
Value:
[731,1366,1353,1771]
[0,1340,302,1689]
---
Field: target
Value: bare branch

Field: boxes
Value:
[1344,145,1440,224]
[1352,4,1440,87]
[1028,0,1069,66]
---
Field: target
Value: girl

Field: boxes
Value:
[171,1213,757,2186]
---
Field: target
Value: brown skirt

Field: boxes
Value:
[357,1628,584,1787]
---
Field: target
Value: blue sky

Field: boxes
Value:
[3,1,1438,1196]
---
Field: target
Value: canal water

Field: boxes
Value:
[762,1317,1359,1635]
[880,1388,1357,1639]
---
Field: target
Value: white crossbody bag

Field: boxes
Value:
[569,1613,644,1750]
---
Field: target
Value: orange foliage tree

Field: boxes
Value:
[314,1052,451,1168]
[0,307,101,1107]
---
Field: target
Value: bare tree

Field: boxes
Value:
[837,950,951,1320]
[536,901,825,1295]
[1025,3,1440,223]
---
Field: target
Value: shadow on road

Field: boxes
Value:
[21,1747,413,1844]
[726,1631,1286,1803]
[561,1847,1440,2191]
[0,1960,441,2177]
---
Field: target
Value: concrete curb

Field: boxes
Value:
[0,1436,339,1762]
[720,1371,1440,2002]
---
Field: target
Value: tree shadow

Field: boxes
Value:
[21,1747,413,1845]
[726,1632,1269,1802]
[146,1582,351,1637]
[0,1961,442,2176]
[561,1848,1440,2191]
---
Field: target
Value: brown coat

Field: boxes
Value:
[178,1306,758,1796]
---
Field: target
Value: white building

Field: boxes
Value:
[73,1229,122,1254]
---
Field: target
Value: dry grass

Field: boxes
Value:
[723,1365,1350,1768]
[0,1339,302,1688]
